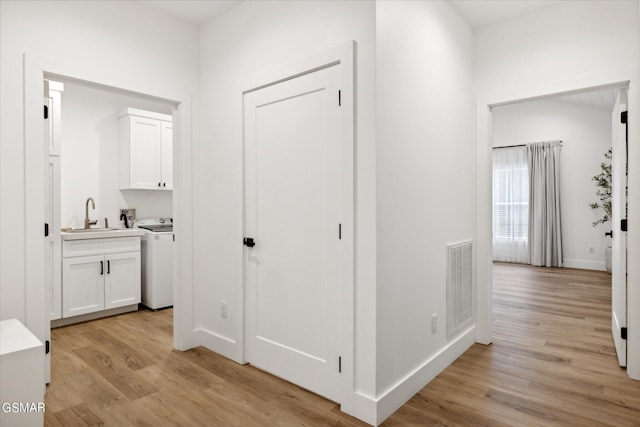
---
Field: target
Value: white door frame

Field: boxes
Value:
[240,41,355,405]
[474,67,640,380]
[23,53,195,358]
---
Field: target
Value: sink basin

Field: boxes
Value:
[67,228,114,233]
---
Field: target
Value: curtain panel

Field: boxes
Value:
[492,146,530,263]
[528,141,563,267]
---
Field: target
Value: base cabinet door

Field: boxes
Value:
[62,255,105,317]
[105,252,141,310]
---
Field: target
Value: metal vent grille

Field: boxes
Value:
[447,241,473,339]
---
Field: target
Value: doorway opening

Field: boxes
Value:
[486,83,629,368]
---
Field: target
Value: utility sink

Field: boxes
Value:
[61,227,145,241]
[67,228,114,233]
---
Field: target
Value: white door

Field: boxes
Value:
[244,64,343,402]
[611,88,628,367]
[105,252,141,309]
[47,156,61,321]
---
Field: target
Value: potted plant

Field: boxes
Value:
[589,148,612,272]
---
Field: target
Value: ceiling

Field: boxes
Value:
[557,87,619,111]
[449,0,562,29]
[140,0,562,29]
[139,0,242,27]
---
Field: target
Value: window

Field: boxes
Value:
[493,146,529,263]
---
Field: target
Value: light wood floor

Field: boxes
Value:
[45,264,640,426]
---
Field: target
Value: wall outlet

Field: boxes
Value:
[431,313,438,334]
[589,246,595,254]
[221,301,228,319]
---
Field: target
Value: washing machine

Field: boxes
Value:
[135,218,173,309]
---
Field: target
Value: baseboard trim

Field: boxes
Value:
[341,391,378,426]
[194,328,241,363]
[563,259,606,271]
[375,326,476,425]
[51,304,138,328]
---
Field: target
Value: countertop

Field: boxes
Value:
[61,228,146,241]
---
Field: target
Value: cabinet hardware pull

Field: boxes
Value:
[107,260,110,274]
[100,260,104,275]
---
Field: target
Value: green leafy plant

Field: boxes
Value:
[589,148,612,226]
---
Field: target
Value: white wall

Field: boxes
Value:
[474,0,640,378]
[196,0,377,419]
[475,1,639,94]
[492,98,612,270]
[375,0,475,420]
[0,0,197,327]
[59,80,173,230]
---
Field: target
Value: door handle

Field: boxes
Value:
[107,260,110,274]
[605,231,613,238]
[243,237,255,247]
[100,260,104,275]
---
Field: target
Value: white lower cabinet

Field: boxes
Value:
[62,237,141,319]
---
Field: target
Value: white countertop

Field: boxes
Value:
[61,228,146,241]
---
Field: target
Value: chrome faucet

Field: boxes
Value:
[84,197,98,229]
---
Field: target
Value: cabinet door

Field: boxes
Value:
[161,121,173,190]
[62,255,105,317]
[104,252,141,310]
[130,116,162,189]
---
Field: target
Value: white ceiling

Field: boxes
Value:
[449,0,562,29]
[140,0,563,29]
[557,87,620,111]
[139,0,242,27]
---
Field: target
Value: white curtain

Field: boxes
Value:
[528,141,563,267]
[493,146,530,263]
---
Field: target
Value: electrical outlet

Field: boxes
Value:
[431,313,438,334]
[589,246,595,254]
[221,301,228,319]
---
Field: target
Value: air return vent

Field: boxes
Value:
[446,241,473,339]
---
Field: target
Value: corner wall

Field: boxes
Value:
[375,1,475,422]
[196,0,377,419]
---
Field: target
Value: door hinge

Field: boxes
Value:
[621,327,627,340]
[45,340,50,354]
[44,223,49,237]
[338,90,341,107]
[338,356,342,373]
[621,111,627,124]
[621,219,628,232]
[243,237,255,247]
[44,105,48,119]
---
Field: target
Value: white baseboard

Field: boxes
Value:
[194,328,242,363]
[341,391,378,426]
[374,326,476,425]
[563,258,606,271]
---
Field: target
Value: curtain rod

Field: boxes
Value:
[493,140,562,149]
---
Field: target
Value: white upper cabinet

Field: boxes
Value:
[118,108,173,190]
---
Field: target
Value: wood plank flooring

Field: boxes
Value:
[45,264,640,426]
